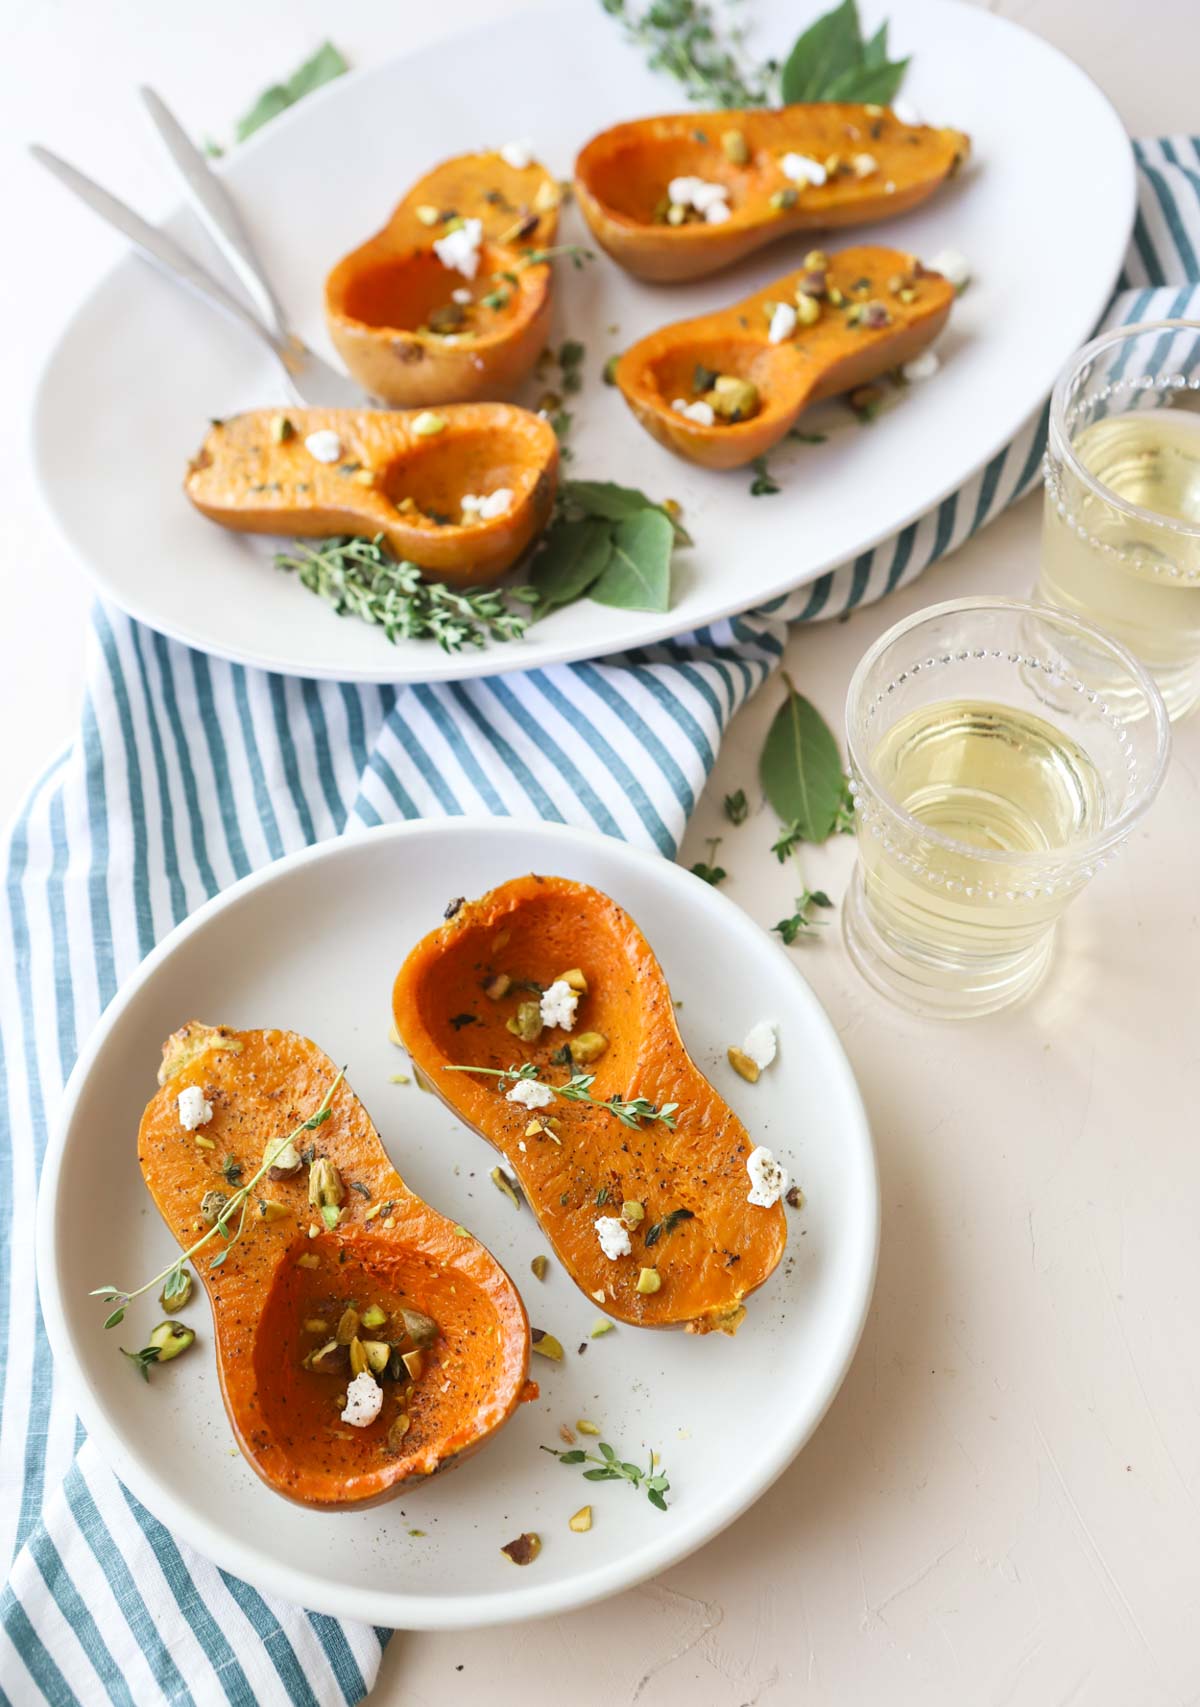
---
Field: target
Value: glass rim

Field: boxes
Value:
[1048,316,1200,543]
[844,597,1171,869]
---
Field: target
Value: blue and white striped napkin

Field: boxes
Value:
[2,138,1198,1706]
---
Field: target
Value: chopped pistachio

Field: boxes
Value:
[727,1045,761,1083]
[336,1306,361,1345]
[576,1418,601,1435]
[388,1022,404,1047]
[898,286,916,303]
[769,186,798,212]
[621,1201,645,1226]
[501,1532,541,1566]
[530,1254,549,1281]
[666,202,687,226]
[308,1156,344,1210]
[348,1336,370,1378]
[556,967,588,994]
[402,1348,425,1381]
[389,1073,410,1085]
[303,1318,329,1334]
[794,291,822,327]
[636,1267,662,1296]
[386,1414,412,1453]
[708,375,759,421]
[531,1330,564,1361]
[360,1304,388,1330]
[147,1321,195,1363]
[590,1317,615,1338]
[199,1189,228,1226]
[401,1308,439,1348]
[569,1505,593,1533]
[603,354,619,385]
[270,414,295,444]
[721,128,749,165]
[295,1252,320,1269]
[351,468,376,487]
[827,285,846,307]
[412,412,447,437]
[484,972,512,1000]
[307,1338,348,1374]
[362,1340,392,1374]
[415,205,440,226]
[265,1134,301,1179]
[159,1269,193,1313]
[569,1031,609,1065]
[533,179,561,214]
[491,1165,521,1209]
[259,1199,290,1222]
[507,999,543,1043]
[194,1134,216,1151]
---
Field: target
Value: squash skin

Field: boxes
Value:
[184,405,559,585]
[326,151,560,404]
[575,104,969,281]
[392,876,787,1334]
[139,1024,531,1510]
[615,244,956,469]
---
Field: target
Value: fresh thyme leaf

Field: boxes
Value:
[530,517,613,613]
[723,788,749,826]
[774,888,834,945]
[689,837,727,886]
[760,674,848,845]
[543,1435,670,1509]
[748,456,780,497]
[235,42,348,143]
[789,430,828,445]
[590,507,674,612]
[644,1207,695,1247]
[220,1155,244,1186]
[275,535,536,653]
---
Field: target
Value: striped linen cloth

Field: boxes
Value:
[2,138,1197,1706]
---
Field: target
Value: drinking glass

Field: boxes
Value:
[1039,319,1200,719]
[843,598,1170,1018]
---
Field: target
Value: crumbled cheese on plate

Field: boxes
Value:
[742,1022,777,1072]
[595,1216,632,1260]
[433,217,484,279]
[746,1145,788,1208]
[539,979,579,1031]
[341,1371,383,1428]
[177,1085,213,1130]
[304,430,342,464]
[507,1079,555,1110]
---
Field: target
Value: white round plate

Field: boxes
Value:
[32,0,1132,684]
[37,819,877,1628]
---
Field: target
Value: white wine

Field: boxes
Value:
[859,698,1106,974]
[1039,408,1200,716]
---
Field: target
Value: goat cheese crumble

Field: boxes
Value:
[177,1085,213,1130]
[667,174,731,224]
[892,98,922,127]
[507,1078,555,1110]
[768,301,798,344]
[746,1145,787,1208]
[461,488,515,522]
[671,398,716,426]
[433,217,484,279]
[929,248,970,290]
[500,138,535,170]
[781,152,826,187]
[304,429,342,464]
[341,1371,383,1428]
[539,979,579,1031]
[902,350,941,383]
[742,1022,778,1072]
[595,1216,632,1260]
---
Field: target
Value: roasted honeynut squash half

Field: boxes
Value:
[326,150,561,406]
[575,102,969,282]
[185,405,559,586]
[393,876,788,1335]
[616,244,955,470]
[140,1023,531,1509]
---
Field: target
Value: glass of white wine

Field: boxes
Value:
[843,598,1170,1018]
[1039,318,1200,719]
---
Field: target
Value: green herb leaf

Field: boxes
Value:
[530,518,613,612]
[760,676,847,845]
[689,836,726,886]
[774,888,835,945]
[824,56,910,103]
[235,42,348,143]
[590,508,674,612]
[723,788,749,825]
[749,456,780,497]
[560,480,691,545]
[780,0,864,103]
[644,1207,696,1247]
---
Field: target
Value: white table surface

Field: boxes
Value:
[6,4,1200,1704]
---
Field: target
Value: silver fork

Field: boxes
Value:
[31,121,363,410]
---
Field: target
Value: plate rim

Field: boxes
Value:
[35,816,880,1629]
[29,0,1136,685]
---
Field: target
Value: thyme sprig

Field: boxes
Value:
[600,0,772,108]
[442,1061,678,1131]
[92,1071,346,1330]
[542,1439,671,1511]
[275,536,539,653]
